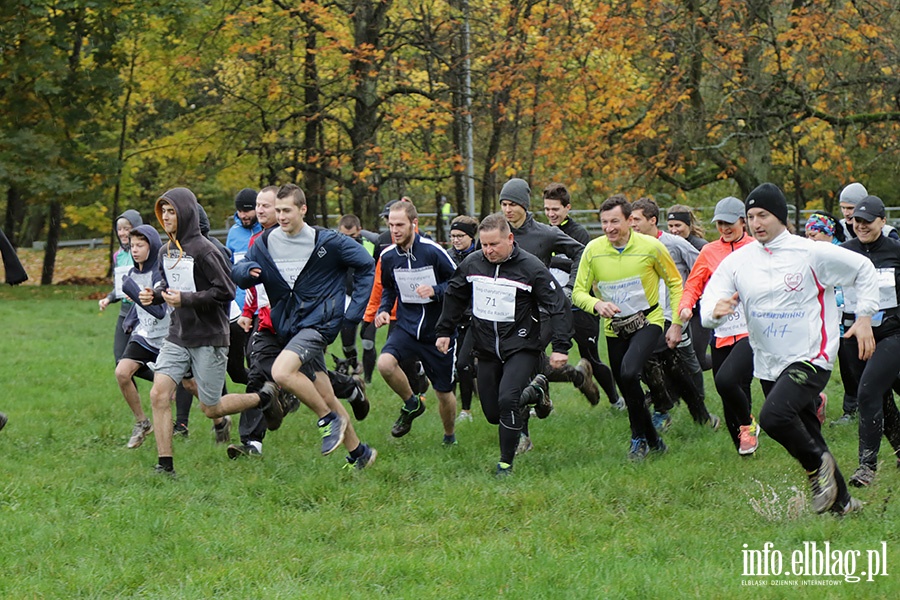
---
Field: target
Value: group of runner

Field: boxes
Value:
[95,177,895,516]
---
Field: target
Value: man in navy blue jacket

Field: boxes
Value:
[232,184,377,469]
[375,201,459,444]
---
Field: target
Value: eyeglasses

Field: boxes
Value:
[450,233,469,239]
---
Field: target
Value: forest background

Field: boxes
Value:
[2,0,900,283]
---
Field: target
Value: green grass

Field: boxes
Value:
[1,286,899,598]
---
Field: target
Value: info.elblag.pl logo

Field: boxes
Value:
[741,541,889,586]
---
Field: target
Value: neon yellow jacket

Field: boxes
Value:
[572,231,683,337]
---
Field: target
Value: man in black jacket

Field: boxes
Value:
[436,213,573,476]
[543,183,622,409]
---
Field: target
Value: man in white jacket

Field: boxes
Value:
[701,183,877,516]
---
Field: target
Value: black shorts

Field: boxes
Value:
[120,340,159,366]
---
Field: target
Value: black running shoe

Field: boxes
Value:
[391,397,426,438]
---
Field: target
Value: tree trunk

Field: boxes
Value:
[41,200,62,285]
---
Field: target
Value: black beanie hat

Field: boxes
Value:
[234,188,257,211]
[745,183,788,225]
[499,178,531,211]
[450,220,477,239]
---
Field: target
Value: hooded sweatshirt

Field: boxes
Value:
[104,209,144,315]
[121,224,170,350]
[150,188,235,348]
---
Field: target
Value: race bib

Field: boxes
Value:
[136,308,170,340]
[114,265,130,300]
[715,302,748,338]
[275,259,304,288]
[876,268,898,309]
[394,266,438,304]
[163,256,196,292]
[597,276,651,316]
[749,308,807,356]
[233,251,246,264]
[472,279,517,323]
[549,267,570,288]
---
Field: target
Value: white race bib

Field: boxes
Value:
[876,268,898,309]
[114,265,130,300]
[715,302,748,338]
[749,308,807,356]
[549,267,570,288]
[136,308,170,340]
[597,276,651,316]
[233,251,246,264]
[394,266,438,304]
[275,259,304,288]
[163,256,196,292]
[472,279,517,322]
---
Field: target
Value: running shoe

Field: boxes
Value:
[319,414,347,455]
[173,421,189,438]
[816,392,828,426]
[808,452,839,514]
[153,464,176,478]
[213,415,231,444]
[575,359,600,405]
[650,437,668,455]
[848,464,876,488]
[628,437,650,461]
[349,375,370,421]
[227,443,262,459]
[495,462,513,477]
[127,419,153,449]
[611,397,626,411]
[390,396,426,438]
[515,434,534,456]
[521,374,552,419]
[707,413,721,432]
[651,411,672,433]
[738,415,759,456]
[258,381,285,431]
[830,412,856,427]
[0,412,7,432]
[833,496,864,516]
[456,410,473,423]
[344,444,377,470]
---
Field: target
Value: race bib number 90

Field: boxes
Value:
[395,266,437,304]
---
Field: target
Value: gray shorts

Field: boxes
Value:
[151,341,228,406]
[283,328,328,380]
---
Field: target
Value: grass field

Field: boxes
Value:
[1,284,899,598]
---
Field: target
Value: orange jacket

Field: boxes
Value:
[363,259,397,322]
[679,232,755,348]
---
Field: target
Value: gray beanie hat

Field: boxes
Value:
[499,178,531,210]
[839,182,868,206]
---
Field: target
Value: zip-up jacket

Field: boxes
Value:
[379,233,456,342]
[841,233,900,339]
[436,244,572,360]
[226,213,263,313]
[702,229,879,381]
[679,232,756,348]
[233,225,375,344]
[511,213,584,294]
[150,188,235,348]
[572,231,683,336]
